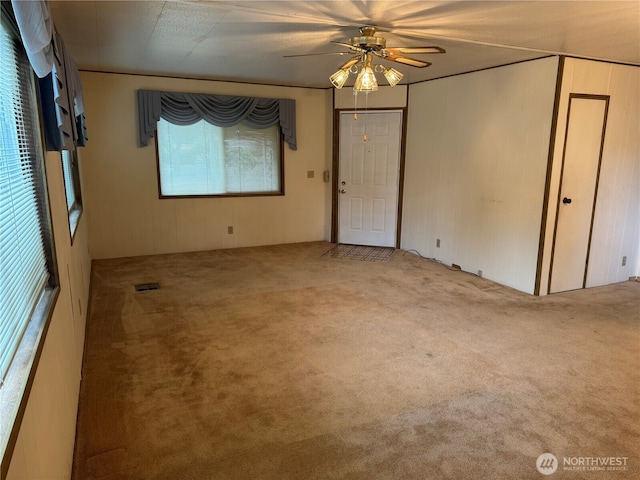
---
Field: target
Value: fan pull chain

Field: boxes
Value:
[352,91,367,141]
[363,92,369,141]
[353,90,358,120]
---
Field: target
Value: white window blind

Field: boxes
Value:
[0,18,50,383]
[157,120,282,196]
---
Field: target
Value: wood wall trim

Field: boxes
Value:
[581,95,611,288]
[534,56,565,295]
[396,107,409,249]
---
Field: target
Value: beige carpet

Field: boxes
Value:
[73,242,639,479]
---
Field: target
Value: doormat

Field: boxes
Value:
[322,244,395,262]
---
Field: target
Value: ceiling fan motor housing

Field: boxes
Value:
[351,26,386,51]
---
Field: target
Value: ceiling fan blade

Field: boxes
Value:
[332,41,365,52]
[339,57,361,70]
[382,53,432,68]
[284,51,354,58]
[385,46,446,55]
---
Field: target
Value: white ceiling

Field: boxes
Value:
[49,1,640,89]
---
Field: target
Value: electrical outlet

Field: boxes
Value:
[622,256,627,266]
[307,170,314,178]
[228,226,233,234]
[436,238,441,248]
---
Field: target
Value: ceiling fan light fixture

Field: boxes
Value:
[290,26,444,90]
[353,65,378,92]
[353,54,378,93]
[383,67,403,87]
[329,68,350,89]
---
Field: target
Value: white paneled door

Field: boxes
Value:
[549,95,609,293]
[338,111,402,247]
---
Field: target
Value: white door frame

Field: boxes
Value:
[332,108,407,247]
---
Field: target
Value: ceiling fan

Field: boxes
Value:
[337,26,445,67]
[285,26,446,91]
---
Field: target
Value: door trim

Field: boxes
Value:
[547,93,610,293]
[331,107,408,248]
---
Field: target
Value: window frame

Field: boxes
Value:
[154,121,285,199]
[0,4,60,476]
[61,147,83,241]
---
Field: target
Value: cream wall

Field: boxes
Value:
[7,152,92,479]
[539,59,640,294]
[80,72,332,259]
[402,57,559,294]
[334,84,407,109]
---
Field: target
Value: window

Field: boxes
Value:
[156,119,283,197]
[1,5,57,467]
[61,148,83,237]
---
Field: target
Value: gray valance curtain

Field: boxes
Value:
[138,90,297,150]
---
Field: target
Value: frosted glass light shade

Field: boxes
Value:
[353,65,378,92]
[383,67,403,87]
[329,69,349,89]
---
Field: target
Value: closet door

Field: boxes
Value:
[549,95,609,293]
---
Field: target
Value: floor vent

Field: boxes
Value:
[135,282,160,292]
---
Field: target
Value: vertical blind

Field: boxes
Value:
[0,18,50,383]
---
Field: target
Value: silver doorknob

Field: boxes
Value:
[340,189,346,194]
